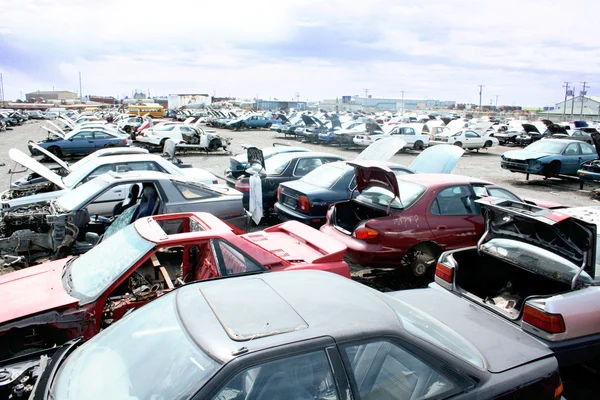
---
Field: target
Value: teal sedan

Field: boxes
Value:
[501,139,598,179]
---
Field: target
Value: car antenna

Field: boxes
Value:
[231,321,270,356]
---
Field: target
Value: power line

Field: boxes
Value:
[581,81,589,117]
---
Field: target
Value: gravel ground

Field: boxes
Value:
[1,120,599,398]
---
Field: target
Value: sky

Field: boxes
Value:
[1,0,599,107]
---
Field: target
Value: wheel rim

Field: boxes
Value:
[413,262,427,276]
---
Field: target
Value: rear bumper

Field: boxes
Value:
[274,202,325,227]
[578,169,600,182]
[535,332,600,367]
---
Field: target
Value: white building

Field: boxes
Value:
[550,95,600,118]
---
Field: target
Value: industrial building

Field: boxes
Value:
[318,96,456,112]
[25,90,79,102]
[255,99,307,110]
[545,95,600,118]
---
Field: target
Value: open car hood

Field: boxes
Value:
[408,145,464,174]
[301,114,324,127]
[246,147,265,169]
[521,123,540,134]
[354,137,406,162]
[347,162,400,198]
[46,121,66,136]
[27,141,70,172]
[8,148,67,189]
[41,125,64,138]
[591,132,600,158]
[329,114,342,129]
[477,198,597,284]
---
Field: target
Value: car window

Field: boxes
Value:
[405,128,415,135]
[94,131,113,139]
[581,143,596,155]
[173,181,214,199]
[431,185,478,215]
[343,340,457,400]
[72,131,94,140]
[294,158,324,177]
[212,240,264,276]
[301,164,347,189]
[212,350,339,400]
[84,164,116,183]
[564,143,581,155]
[465,130,479,138]
[126,161,165,173]
[452,131,462,137]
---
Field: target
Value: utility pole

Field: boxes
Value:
[363,89,369,98]
[478,85,484,112]
[495,95,499,108]
[79,71,83,100]
[570,87,576,118]
[580,81,588,117]
[562,82,570,121]
[294,92,300,102]
[401,90,405,116]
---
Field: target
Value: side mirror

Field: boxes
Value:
[85,232,100,246]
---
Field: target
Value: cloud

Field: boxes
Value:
[1,0,599,106]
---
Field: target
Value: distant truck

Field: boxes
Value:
[168,94,212,109]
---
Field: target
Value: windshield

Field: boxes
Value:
[50,291,220,399]
[382,296,485,369]
[524,140,566,154]
[301,163,347,189]
[264,154,291,174]
[357,179,426,210]
[56,175,110,211]
[66,224,154,302]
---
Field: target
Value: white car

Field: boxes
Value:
[353,125,431,150]
[136,124,230,151]
[429,129,499,150]
[2,149,219,216]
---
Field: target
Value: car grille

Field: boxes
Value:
[502,159,528,171]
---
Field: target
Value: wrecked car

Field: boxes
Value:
[320,162,560,278]
[295,114,331,141]
[501,139,598,179]
[276,144,464,227]
[515,124,566,146]
[0,212,349,358]
[226,114,281,130]
[434,198,600,366]
[135,124,229,151]
[1,270,564,400]
[30,127,132,158]
[329,119,384,146]
[0,171,248,269]
[225,144,310,180]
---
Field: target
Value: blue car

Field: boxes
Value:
[501,138,598,179]
[30,128,132,158]
[226,114,281,130]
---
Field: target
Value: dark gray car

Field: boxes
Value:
[6,270,563,400]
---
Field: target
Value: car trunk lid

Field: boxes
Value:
[408,145,464,173]
[347,162,399,199]
[8,148,66,189]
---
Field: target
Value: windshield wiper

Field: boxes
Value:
[62,256,79,294]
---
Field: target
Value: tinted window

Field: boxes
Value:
[173,182,214,199]
[294,158,324,177]
[472,185,521,202]
[301,164,347,189]
[465,130,479,138]
[357,180,426,210]
[581,143,596,155]
[564,143,581,155]
[431,185,477,215]
[94,131,113,139]
[213,240,264,276]
[405,127,415,135]
[212,351,339,400]
[343,340,457,400]
[72,132,94,140]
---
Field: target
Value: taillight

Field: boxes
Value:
[277,186,281,201]
[212,180,218,184]
[325,205,333,223]
[122,139,127,144]
[366,136,371,140]
[554,381,564,400]
[523,304,565,334]
[298,196,310,211]
[435,262,454,283]
[353,227,378,240]
[234,180,250,192]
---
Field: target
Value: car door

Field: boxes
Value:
[464,130,483,148]
[579,141,598,164]
[93,131,115,150]
[65,131,94,154]
[561,142,583,174]
[426,184,484,250]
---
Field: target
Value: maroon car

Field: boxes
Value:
[320,162,537,278]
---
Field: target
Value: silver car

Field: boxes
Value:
[432,198,600,367]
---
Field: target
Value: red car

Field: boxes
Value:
[0,212,349,358]
[320,162,546,278]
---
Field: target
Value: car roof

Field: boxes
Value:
[273,152,344,160]
[398,173,490,186]
[87,154,163,166]
[540,138,581,144]
[175,270,407,364]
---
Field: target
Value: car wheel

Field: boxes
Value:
[159,138,168,148]
[484,140,493,148]
[238,122,246,130]
[48,146,64,158]
[402,247,438,279]
[209,139,220,151]
[543,160,561,178]
[453,141,463,147]
[265,123,272,129]
[104,143,115,148]
[413,140,424,150]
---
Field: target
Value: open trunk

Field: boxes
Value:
[333,201,387,233]
[452,248,571,319]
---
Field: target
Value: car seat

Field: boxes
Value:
[131,186,159,221]
[112,184,141,217]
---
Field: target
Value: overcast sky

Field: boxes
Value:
[1,0,599,106]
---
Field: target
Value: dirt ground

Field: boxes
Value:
[1,120,599,398]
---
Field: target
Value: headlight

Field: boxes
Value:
[528,159,542,170]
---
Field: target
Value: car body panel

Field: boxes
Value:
[8,149,66,189]
[408,144,465,173]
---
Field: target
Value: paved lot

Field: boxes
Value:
[1,121,599,398]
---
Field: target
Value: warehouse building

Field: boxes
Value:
[255,99,307,110]
[25,90,79,102]
[548,95,600,118]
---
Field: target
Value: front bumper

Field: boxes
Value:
[578,169,600,182]
[501,159,542,173]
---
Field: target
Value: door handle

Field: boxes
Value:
[436,225,447,230]
[88,141,94,143]
[113,190,122,193]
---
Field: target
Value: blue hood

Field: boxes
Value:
[502,150,552,161]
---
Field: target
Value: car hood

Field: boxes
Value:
[348,162,400,198]
[246,147,266,169]
[521,123,540,133]
[27,141,71,172]
[389,288,554,373]
[354,137,406,162]
[8,149,66,189]
[301,115,324,127]
[502,150,550,161]
[0,258,79,324]
[477,198,597,285]
[408,145,464,174]
[2,189,67,210]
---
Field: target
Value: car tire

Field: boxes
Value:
[48,146,64,158]
[104,143,115,148]
[239,122,246,130]
[159,138,168,148]
[454,141,463,148]
[413,140,424,150]
[543,161,561,178]
[265,123,272,129]
[484,140,493,148]
[209,139,220,151]
[402,247,438,279]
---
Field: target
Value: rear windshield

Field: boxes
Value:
[524,140,565,154]
[264,154,292,174]
[301,164,347,189]
[357,179,426,210]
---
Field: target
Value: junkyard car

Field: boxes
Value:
[0,171,248,267]
[320,163,557,278]
[226,114,280,130]
[501,139,598,178]
[353,124,430,150]
[515,124,566,146]
[330,120,384,146]
[295,114,332,141]
[225,145,310,180]
[434,198,600,366]
[430,129,498,149]
[30,128,131,158]
[0,213,349,358]
[1,149,219,215]
[553,127,597,144]
[1,270,563,400]
[136,124,230,150]
[276,145,464,227]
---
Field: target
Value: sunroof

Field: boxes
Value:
[200,278,308,341]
